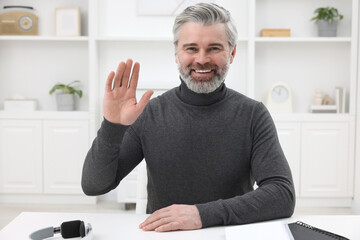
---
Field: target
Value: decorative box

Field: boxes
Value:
[261,29,291,37]
[4,99,37,111]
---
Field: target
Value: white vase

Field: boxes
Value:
[56,93,75,111]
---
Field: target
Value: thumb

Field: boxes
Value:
[137,90,154,112]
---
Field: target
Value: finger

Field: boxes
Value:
[114,62,126,88]
[136,90,154,113]
[105,71,115,92]
[142,217,172,231]
[155,221,181,232]
[129,62,140,90]
[121,59,133,88]
[139,206,170,228]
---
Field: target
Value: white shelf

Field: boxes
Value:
[0,36,89,41]
[271,113,355,122]
[96,36,172,41]
[0,111,90,120]
[255,37,352,42]
[0,36,351,43]
[95,36,249,42]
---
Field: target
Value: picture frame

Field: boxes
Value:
[55,7,81,36]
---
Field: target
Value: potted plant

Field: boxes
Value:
[49,80,83,111]
[311,7,344,37]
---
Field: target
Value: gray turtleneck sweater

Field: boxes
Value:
[81,81,295,228]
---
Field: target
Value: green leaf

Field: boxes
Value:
[310,6,343,23]
[49,81,82,98]
[49,84,66,94]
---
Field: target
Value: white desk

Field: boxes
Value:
[0,212,359,240]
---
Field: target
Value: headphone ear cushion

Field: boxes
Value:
[79,221,86,237]
[61,220,82,238]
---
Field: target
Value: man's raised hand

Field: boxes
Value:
[103,59,153,125]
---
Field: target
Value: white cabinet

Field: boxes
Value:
[275,123,301,197]
[275,116,354,204]
[0,114,90,200]
[43,120,89,194]
[301,122,351,197]
[0,120,42,193]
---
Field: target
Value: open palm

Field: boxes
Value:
[103,59,153,125]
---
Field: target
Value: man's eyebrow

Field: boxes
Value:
[209,43,225,48]
[182,43,225,48]
[182,43,198,48]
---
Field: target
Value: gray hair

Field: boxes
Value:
[173,3,238,50]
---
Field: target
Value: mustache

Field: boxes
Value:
[189,64,218,71]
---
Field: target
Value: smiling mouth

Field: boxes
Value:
[194,69,213,73]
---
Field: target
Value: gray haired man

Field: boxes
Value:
[81,3,295,232]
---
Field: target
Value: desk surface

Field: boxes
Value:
[0,212,359,240]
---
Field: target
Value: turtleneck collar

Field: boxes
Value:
[175,78,228,106]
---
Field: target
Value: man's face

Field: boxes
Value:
[175,22,236,94]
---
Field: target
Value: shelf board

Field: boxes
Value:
[0,36,89,41]
[95,36,249,42]
[271,113,354,122]
[96,36,173,41]
[0,111,90,120]
[255,37,351,43]
[0,36,348,43]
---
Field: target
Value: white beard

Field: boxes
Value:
[177,57,231,94]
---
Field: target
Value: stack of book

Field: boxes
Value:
[310,105,337,113]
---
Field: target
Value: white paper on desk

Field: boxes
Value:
[225,221,294,240]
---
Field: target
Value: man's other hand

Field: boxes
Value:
[139,204,202,232]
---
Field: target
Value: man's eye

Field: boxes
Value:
[186,48,197,52]
[210,47,220,51]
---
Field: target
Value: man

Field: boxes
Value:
[82,3,295,232]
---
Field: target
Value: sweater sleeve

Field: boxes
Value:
[196,102,295,228]
[81,118,144,196]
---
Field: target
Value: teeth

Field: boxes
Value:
[195,69,212,73]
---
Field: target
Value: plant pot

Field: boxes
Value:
[56,93,75,111]
[317,19,338,37]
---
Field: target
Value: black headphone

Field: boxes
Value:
[29,220,92,240]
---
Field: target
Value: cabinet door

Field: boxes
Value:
[0,120,42,193]
[275,122,301,197]
[301,122,350,197]
[43,120,89,194]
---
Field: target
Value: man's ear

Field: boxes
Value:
[175,51,178,64]
[230,45,237,64]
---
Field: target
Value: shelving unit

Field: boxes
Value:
[0,0,358,206]
[0,0,93,204]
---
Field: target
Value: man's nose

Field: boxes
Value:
[195,50,210,65]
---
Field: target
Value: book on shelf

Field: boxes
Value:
[310,105,337,113]
[261,28,291,37]
[335,87,346,113]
